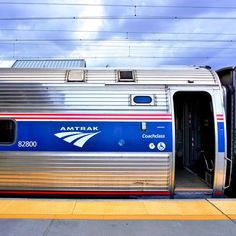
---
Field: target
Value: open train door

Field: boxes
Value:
[173,91,226,197]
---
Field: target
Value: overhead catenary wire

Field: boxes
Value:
[1,28,236,36]
[2,41,236,51]
[4,44,236,50]
[1,56,235,60]
[0,1,235,10]
[1,38,236,43]
[0,16,236,21]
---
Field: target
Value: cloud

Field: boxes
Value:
[0,0,236,69]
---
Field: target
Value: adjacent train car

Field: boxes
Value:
[217,67,236,197]
[0,66,229,198]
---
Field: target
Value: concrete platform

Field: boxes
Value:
[0,219,236,236]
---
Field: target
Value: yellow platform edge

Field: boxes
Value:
[0,199,235,220]
[0,214,229,220]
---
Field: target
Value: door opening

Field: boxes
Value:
[174,92,215,191]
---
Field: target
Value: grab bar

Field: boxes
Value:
[223,156,233,189]
[201,150,214,172]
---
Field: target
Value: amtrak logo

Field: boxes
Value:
[54,128,100,148]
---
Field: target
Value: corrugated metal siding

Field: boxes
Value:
[0,67,218,85]
[0,153,170,191]
[0,76,170,192]
[0,84,169,112]
[12,60,86,69]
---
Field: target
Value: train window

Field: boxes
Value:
[130,95,155,106]
[0,120,16,144]
[133,96,152,104]
[118,70,136,82]
[66,70,85,82]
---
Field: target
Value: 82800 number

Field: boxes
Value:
[18,141,37,148]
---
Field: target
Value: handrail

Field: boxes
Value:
[200,150,214,172]
[223,156,233,189]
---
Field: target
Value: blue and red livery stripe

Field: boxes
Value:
[217,114,225,152]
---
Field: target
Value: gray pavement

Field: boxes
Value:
[0,219,236,236]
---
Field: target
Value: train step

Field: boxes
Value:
[174,188,213,199]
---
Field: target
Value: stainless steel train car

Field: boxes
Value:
[0,66,230,198]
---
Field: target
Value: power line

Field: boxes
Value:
[2,42,236,50]
[1,38,236,43]
[1,28,236,36]
[12,46,236,51]
[8,51,236,57]
[8,50,236,56]
[0,16,236,21]
[1,56,235,59]
[4,42,236,50]
[0,1,235,9]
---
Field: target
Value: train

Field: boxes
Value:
[0,66,233,198]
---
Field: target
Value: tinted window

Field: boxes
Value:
[119,71,135,81]
[0,120,16,144]
[133,96,153,104]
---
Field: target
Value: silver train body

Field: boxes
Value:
[0,67,230,197]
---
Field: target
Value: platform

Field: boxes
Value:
[1,199,236,236]
[0,198,235,220]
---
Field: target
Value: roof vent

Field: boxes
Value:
[117,70,136,82]
[66,70,85,82]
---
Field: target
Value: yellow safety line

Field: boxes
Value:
[0,199,235,220]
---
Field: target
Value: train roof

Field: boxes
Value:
[0,66,220,86]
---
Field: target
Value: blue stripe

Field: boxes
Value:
[0,121,173,152]
[217,122,225,152]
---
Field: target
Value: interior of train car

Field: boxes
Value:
[174,92,215,192]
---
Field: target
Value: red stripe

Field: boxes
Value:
[11,118,172,121]
[0,113,172,117]
[0,190,170,196]
[0,113,172,121]
[217,114,224,121]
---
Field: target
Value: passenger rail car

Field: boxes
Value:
[0,67,229,197]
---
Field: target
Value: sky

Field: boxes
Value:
[0,0,236,70]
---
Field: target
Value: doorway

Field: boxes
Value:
[174,92,215,191]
